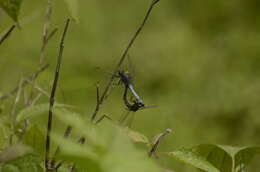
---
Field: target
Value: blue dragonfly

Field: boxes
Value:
[96,55,155,126]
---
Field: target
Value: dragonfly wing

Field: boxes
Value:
[119,110,131,125]
[139,105,158,111]
[127,112,136,128]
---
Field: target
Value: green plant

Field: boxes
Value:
[0,0,260,172]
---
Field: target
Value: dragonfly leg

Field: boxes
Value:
[119,111,131,125]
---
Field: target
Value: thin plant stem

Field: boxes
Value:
[50,125,72,169]
[91,0,161,121]
[54,137,85,171]
[45,19,70,172]
[95,114,112,125]
[40,0,53,64]
[69,137,86,172]
[30,93,42,106]
[0,25,15,45]
[9,78,24,145]
[92,82,101,121]
[46,28,58,42]
[24,79,50,98]
[0,64,49,101]
[148,128,172,157]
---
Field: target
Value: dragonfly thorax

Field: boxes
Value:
[118,70,132,88]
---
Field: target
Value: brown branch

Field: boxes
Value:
[0,64,49,101]
[45,19,70,172]
[148,128,172,157]
[0,25,15,45]
[91,0,161,121]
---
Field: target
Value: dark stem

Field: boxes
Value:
[46,28,58,42]
[91,0,161,121]
[91,82,101,121]
[54,137,86,171]
[95,114,113,124]
[51,125,72,169]
[45,19,70,172]
[69,137,86,172]
[0,25,15,45]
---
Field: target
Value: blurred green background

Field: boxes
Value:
[1,0,260,171]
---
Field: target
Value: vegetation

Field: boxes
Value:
[0,0,260,171]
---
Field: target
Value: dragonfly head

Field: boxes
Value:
[128,99,145,112]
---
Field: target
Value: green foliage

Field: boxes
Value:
[168,147,220,172]
[123,127,150,144]
[0,154,43,172]
[0,0,23,22]
[1,0,260,171]
[0,144,42,172]
[168,144,260,172]
[22,125,45,155]
[0,144,32,163]
[15,103,70,123]
[218,145,260,171]
[0,118,11,149]
[52,111,162,172]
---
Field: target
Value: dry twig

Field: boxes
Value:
[0,64,49,101]
[40,0,54,64]
[149,128,172,157]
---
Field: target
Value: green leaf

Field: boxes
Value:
[168,147,220,172]
[168,144,260,172]
[123,127,150,144]
[218,145,260,171]
[15,103,69,123]
[0,150,43,172]
[22,125,45,155]
[0,118,11,149]
[192,144,232,172]
[0,144,33,163]
[0,0,23,22]
[52,114,161,172]
[52,133,101,172]
[101,128,161,172]
[63,0,79,22]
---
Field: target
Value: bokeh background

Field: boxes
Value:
[1,0,260,171]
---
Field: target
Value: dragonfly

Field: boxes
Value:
[96,55,154,126]
[118,70,144,108]
[117,69,155,126]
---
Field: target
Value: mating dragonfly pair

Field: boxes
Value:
[118,70,144,111]
[97,57,154,126]
[116,69,155,125]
